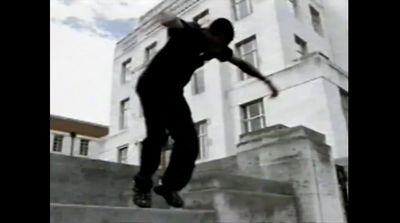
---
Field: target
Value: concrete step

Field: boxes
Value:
[50,153,136,206]
[194,156,239,175]
[50,203,215,223]
[183,189,297,223]
[50,154,169,208]
[185,172,294,195]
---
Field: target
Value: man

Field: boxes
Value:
[133,12,279,208]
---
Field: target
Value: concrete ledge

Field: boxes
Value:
[183,189,297,223]
[236,126,346,223]
[187,172,294,195]
[194,155,239,174]
[238,125,327,152]
[50,203,215,223]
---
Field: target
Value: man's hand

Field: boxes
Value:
[228,56,279,98]
[263,79,279,98]
[157,11,183,28]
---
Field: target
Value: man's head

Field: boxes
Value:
[208,18,234,45]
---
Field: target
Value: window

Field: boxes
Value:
[236,36,258,80]
[79,139,89,156]
[310,6,323,36]
[241,99,266,133]
[193,9,210,26]
[145,42,157,61]
[119,98,130,130]
[52,134,64,152]
[232,0,252,20]
[192,69,205,95]
[340,89,348,127]
[195,121,208,160]
[121,58,132,84]
[294,35,308,57]
[287,0,298,17]
[118,146,128,163]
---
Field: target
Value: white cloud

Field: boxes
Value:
[50,0,163,125]
[51,0,163,23]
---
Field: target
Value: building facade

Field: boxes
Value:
[92,0,348,167]
[50,115,109,158]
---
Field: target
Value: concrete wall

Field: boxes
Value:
[237,125,347,223]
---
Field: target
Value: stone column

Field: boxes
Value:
[237,125,347,223]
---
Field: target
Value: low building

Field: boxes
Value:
[50,115,108,158]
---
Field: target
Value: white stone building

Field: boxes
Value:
[92,0,348,168]
[50,115,108,158]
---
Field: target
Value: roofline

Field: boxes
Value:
[50,114,109,129]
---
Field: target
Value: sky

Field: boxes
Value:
[50,0,163,125]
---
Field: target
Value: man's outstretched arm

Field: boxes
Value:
[228,56,279,97]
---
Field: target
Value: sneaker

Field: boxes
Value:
[133,187,152,208]
[153,185,184,208]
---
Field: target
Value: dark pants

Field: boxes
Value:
[134,77,199,192]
